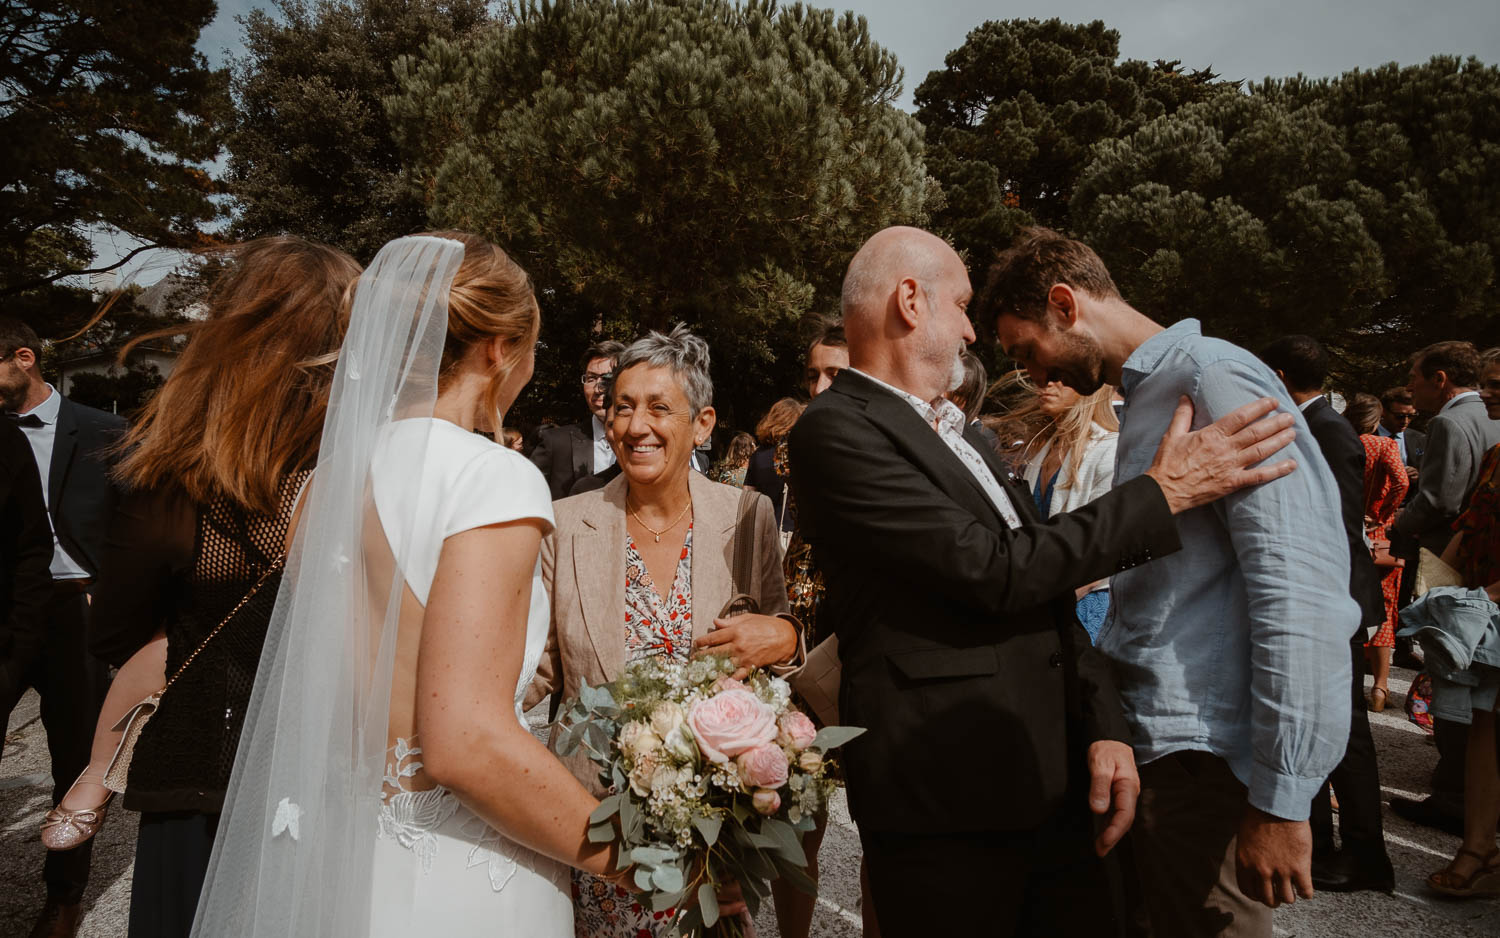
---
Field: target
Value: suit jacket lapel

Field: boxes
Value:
[963,420,1040,526]
[49,397,78,515]
[574,475,627,676]
[857,383,1011,533]
[687,471,735,641]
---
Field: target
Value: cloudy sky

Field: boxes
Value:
[198,0,1500,106]
[102,0,1499,282]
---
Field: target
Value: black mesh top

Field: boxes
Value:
[90,470,310,814]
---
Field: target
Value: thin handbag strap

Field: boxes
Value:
[162,553,286,692]
[731,488,759,596]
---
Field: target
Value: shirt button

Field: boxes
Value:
[1049,652,1063,668]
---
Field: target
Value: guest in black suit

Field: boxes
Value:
[789,227,1300,937]
[530,340,625,499]
[0,419,56,722]
[0,317,124,938]
[1261,335,1394,895]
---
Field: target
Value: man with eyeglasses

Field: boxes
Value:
[1376,386,1425,499]
[530,341,626,500]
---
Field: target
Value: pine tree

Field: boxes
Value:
[388,0,931,425]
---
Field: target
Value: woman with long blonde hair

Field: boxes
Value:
[1016,376,1120,641]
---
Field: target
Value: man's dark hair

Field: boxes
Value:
[1379,386,1413,410]
[579,340,626,374]
[0,317,41,362]
[1413,340,1481,388]
[1259,335,1328,393]
[973,227,1121,335]
[805,318,845,361]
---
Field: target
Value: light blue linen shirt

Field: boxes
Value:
[1102,319,1355,821]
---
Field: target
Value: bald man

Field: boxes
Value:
[788,226,1301,937]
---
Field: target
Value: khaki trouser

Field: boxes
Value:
[1135,750,1273,938]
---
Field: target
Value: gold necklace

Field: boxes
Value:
[628,498,692,543]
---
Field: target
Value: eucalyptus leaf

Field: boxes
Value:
[761,818,807,865]
[698,882,720,927]
[692,814,722,846]
[587,820,615,844]
[651,887,682,913]
[629,845,681,865]
[652,864,685,893]
[588,794,621,825]
[634,866,655,892]
[811,725,866,751]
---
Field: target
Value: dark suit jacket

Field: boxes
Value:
[568,462,622,496]
[48,396,126,577]
[1302,397,1384,638]
[530,421,594,500]
[788,370,1181,835]
[1394,395,1500,553]
[0,421,54,670]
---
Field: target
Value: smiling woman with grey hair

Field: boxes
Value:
[525,324,805,938]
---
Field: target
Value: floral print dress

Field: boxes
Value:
[1360,434,1409,646]
[571,526,693,938]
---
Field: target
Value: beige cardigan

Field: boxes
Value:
[525,470,798,792]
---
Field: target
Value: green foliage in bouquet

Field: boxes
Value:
[557,653,864,935]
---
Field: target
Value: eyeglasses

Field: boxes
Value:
[1388,411,1414,423]
[580,372,612,386]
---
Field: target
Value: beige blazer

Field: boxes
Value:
[526,470,797,792]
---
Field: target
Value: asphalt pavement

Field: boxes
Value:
[4,666,1499,937]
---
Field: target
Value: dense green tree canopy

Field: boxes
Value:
[389,0,931,425]
[228,0,494,260]
[1071,56,1500,387]
[1,0,226,333]
[914,18,1228,270]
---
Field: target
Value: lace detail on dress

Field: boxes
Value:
[377,737,459,873]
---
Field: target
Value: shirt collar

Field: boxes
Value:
[1297,396,1319,413]
[591,414,607,440]
[18,385,60,425]
[846,368,967,433]
[1119,319,1197,398]
[1440,390,1480,415]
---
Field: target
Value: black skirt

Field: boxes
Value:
[128,811,219,938]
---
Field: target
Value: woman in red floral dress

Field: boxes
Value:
[1344,393,1409,710]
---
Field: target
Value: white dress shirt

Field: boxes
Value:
[590,415,616,473]
[1375,424,1407,462]
[847,368,1021,529]
[16,385,90,579]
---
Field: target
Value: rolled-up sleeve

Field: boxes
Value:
[1196,360,1355,820]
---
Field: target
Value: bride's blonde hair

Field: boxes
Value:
[420,230,541,425]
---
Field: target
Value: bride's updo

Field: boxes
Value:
[426,230,541,421]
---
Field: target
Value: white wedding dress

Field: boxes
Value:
[367,417,573,937]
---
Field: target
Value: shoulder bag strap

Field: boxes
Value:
[162,552,286,693]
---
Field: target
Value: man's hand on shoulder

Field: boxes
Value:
[1145,396,1298,514]
[1235,805,1313,907]
[1087,739,1138,857]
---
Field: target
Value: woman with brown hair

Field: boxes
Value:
[56,237,362,937]
[709,430,757,486]
[743,396,806,535]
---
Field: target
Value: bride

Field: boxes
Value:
[191,233,630,935]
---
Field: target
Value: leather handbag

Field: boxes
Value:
[717,488,763,620]
[1413,547,1463,598]
[789,635,841,726]
[101,555,285,793]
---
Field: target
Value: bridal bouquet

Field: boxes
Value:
[556,653,863,936]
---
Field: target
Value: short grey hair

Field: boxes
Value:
[613,323,714,414]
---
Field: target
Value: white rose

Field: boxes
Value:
[650,702,686,738]
[650,763,679,794]
[630,752,659,797]
[619,721,661,760]
[664,723,699,763]
[767,677,792,711]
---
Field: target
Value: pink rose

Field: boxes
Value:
[752,788,781,816]
[688,688,777,763]
[736,743,790,789]
[714,676,748,693]
[777,711,817,751]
